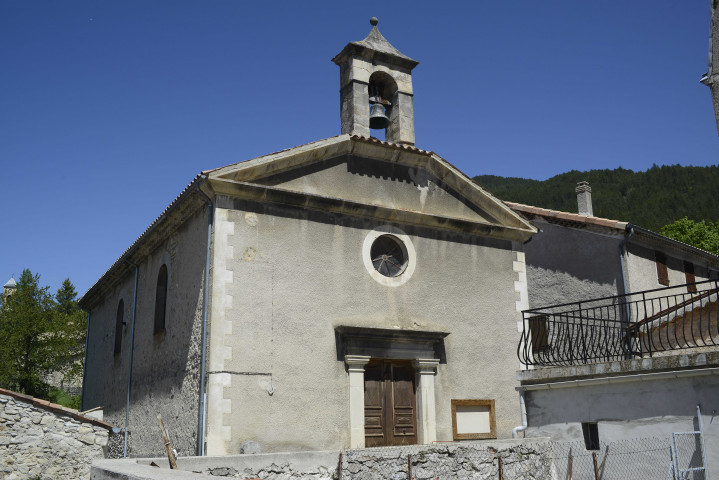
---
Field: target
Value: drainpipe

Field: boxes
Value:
[124,262,139,458]
[512,388,527,438]
[196,177,213,456]
[618,227,635,358]
[618,226,635,297]
[80,311,91,412]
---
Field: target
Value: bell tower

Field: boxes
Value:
[332,18,419,145]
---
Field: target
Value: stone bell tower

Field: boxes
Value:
[332,18,419,145]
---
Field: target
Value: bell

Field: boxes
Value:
[369,103,390,130]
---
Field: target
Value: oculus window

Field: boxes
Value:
[362,226,416,287]
[371,235,408,277]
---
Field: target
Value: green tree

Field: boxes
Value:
[660,217,719,254]
[0,269,58,397]
[0,271,87,400]
[53,278,87,386]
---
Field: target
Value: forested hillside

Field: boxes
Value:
[473,165,718,232]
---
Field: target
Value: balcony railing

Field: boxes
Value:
[517,280,719,367]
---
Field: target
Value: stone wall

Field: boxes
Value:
[0,388,113,480]
[340,442,551,480]
[82,203,208,458]
[91,439,552,479]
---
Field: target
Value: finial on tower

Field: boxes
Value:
[370,17,378,26]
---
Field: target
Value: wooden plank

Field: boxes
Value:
[157,414,177,470]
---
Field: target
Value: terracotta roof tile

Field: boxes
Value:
[505,201,628,232]
[350,135,434,155]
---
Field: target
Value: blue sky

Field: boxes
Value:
[1,1,717,296]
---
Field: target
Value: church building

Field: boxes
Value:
[80,19,537,457]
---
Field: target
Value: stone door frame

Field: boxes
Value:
[336,326,447,449]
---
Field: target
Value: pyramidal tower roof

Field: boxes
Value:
[4,277,16,289]
[332,18,418,69]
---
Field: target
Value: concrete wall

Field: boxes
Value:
[625,242,714,295]
[0,390,111,480]
[205,189,526,454]
[522,219,625,309]
[524,372,719,471]
[83,205,209,458]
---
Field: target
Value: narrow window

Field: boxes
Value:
[529,315,550,352]
[684,261,697,293]
[582,422,600,450]
[154,264,168,334]
[655,251,669,286]
[114,299,124,355]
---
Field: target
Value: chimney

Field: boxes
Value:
[576,181,593,216]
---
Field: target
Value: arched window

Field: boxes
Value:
[114,299,124,355]
[154,264,168,334]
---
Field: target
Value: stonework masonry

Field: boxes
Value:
[0,388,113,480]
[91,439,552,479]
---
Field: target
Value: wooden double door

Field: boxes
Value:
[364,360,417,447]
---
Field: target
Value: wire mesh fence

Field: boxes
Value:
[671,431,707,480]
[337,436,681,480]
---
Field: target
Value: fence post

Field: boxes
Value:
[407,454,412,480]
[592,451,599,480]
[641,292,650,357]
[498,456,503,480]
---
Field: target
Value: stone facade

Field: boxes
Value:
[82,198,208,459]
[0,388,112,480]
[81,134,537,457]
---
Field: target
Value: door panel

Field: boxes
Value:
[364,363,385,447]
[391,364,416,443]
[364,360,417,446]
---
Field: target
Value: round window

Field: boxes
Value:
[370,235,408,277]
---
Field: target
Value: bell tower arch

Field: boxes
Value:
[332,18,419,145]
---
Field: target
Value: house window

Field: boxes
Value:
[684,261,697,293]
[451,399,497,440]
[582,422,600,450]
[655,251,669,286]
[529,315,550,352]
[154,264,168,334]
[114,299,124,355]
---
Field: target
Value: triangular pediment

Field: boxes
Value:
[206,135,536,241]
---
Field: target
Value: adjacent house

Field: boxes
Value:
[80,19,537,458]
[506,182,719,310]
[506,184,719,473]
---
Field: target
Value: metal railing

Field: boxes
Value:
[518,280,719,367]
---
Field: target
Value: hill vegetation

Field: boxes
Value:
[473,164,718,232]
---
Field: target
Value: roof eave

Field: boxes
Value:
[626,224,719,264]
[332,43,419,70]
[79,175,210,310]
